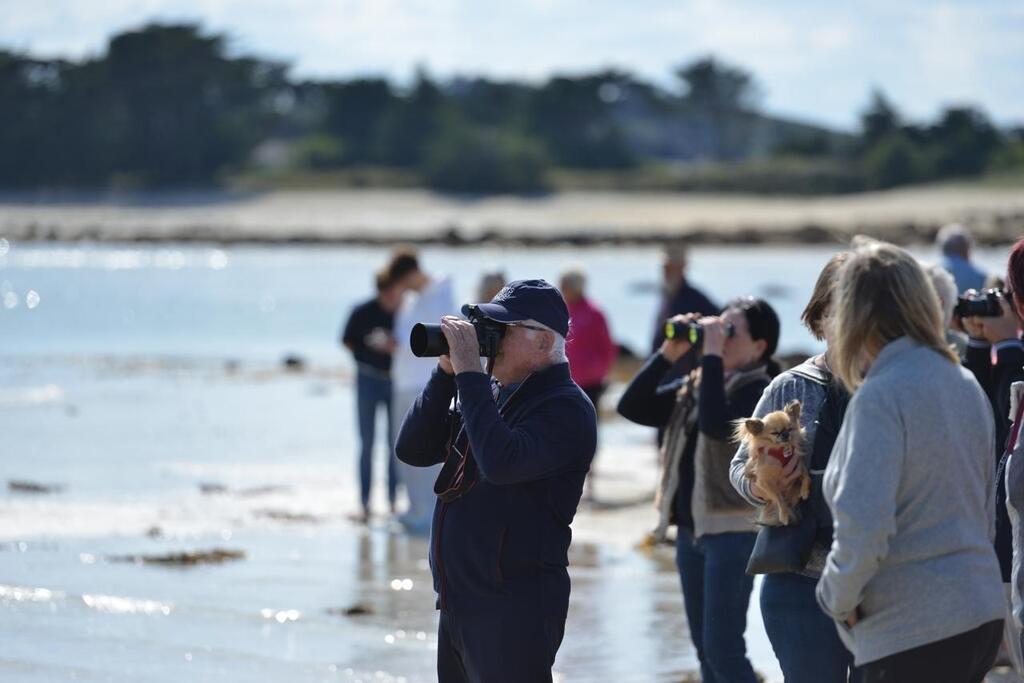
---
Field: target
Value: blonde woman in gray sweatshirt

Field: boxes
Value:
[817,240,1005,682]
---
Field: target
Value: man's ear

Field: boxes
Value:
[536,330,554,354]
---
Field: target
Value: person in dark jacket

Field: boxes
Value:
[962,288,1024,576]
[964,237,1024,676]
[395,279,597,683]
[650,244,719,382]
[619,296,780,683]
[341,270,403,523]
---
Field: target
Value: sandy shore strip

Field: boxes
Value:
[2,184,1023,246]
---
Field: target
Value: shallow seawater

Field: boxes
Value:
[0,357,710,682]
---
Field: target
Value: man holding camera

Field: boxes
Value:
[395,279,597,683]
[960,287,1024,674]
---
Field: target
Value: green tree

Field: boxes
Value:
[321,79,396,163]
[375,69,451,167]
[103,23,286,185]
[928,107,1000,177]
[675,56,759,160]
[422,127,550,194]
[860,89,900,150]
[863,132,927,189]
[524,72,634,168]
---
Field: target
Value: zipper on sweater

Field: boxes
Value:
[434,372,536,609]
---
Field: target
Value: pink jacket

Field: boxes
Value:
[566,297,617,389]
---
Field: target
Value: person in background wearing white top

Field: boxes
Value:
[387,248,456,534]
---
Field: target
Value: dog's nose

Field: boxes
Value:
[778,430,791,441]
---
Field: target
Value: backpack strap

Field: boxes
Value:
[1006,396,1024,459]
[787,362,831,386]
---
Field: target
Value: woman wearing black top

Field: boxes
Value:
[618,297,780,683]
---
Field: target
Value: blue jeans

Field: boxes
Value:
[760,572,859,683]
[675,529,758,683]
[355,369,396,509]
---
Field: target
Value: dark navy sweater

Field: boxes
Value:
[395,362,597,618]
[964,339,1024,582]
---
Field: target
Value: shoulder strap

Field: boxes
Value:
[787,363,831,386]
[1006,396,1024,458]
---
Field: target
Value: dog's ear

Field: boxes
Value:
[784,400,801,422]
[732,417,761,442]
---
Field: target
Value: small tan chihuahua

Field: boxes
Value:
[735,400,811,526]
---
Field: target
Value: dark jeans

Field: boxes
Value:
[355,370,396,509]
[437,609,565,683]
[760,572,859,683]
[862,619,1002,683]
[675,529,758,683]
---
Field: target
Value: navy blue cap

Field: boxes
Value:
[461,278,570,337]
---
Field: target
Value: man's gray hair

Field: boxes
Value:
[936,223,972,258]
[524,319,567,363]
[923,262,958,328]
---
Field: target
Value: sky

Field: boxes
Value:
[1,0,1022,131]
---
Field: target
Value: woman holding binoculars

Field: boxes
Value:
[617,297,780,683]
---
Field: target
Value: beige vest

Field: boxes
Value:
[654,365,768,540]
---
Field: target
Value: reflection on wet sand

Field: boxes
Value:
[340,520,714,682]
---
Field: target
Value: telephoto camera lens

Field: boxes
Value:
[954,289,1004,318]
[410,323,449,357]
[409,316,508,358]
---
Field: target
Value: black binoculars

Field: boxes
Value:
[664,319,735,350]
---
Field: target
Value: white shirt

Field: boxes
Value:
[392,276,456,392]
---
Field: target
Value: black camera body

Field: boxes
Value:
[664,319,735,350]
[955,289,1003,318]
[410,305,507,358]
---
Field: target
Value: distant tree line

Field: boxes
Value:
[1,23,1021,194]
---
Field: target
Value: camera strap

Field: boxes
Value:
[433,370,531,503]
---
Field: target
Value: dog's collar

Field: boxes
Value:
[758,444,794,465]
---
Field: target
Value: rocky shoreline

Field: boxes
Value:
[2,185,1023,247]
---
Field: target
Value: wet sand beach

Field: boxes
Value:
[0,352,777,682]
[2,184,1024,246]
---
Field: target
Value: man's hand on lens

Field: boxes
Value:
[960,290,988,339]
[440,315,485,375]
[659,313,699,363]
[700,316,728,357]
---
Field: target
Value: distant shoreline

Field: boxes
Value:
[2,183,1022,247]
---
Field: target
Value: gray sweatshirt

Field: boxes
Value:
[815,337,1004,665]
